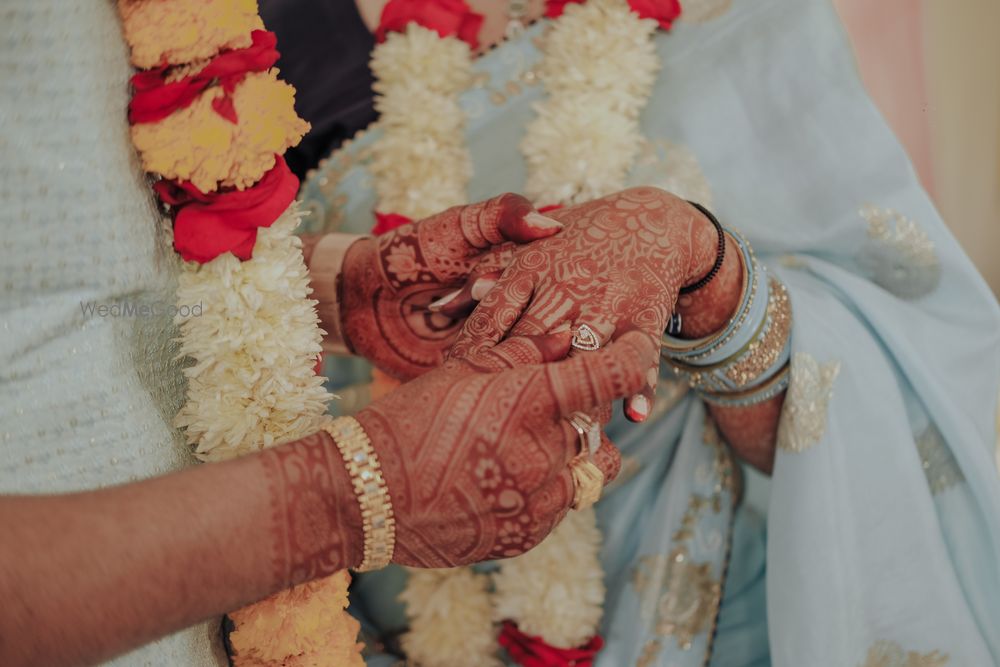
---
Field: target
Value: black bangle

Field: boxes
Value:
[679,201,725,295]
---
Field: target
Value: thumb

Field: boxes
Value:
[473,193,563,246]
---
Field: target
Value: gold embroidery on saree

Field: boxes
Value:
[859,639,948,667]
[915,424,964,494]
[777,352,841,453]
[631,417,732,663]
[858,204,941,299]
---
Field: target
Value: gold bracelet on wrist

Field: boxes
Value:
[320,416,396,572]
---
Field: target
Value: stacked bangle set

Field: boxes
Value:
[663,225,793,408]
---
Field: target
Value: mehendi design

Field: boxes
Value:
[328,194,560,380]
[260,431,363,588]
[451,188,720,364]
[350,331,654,567]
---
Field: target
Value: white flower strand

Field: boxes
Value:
[522,0,660,205]
[373,7,658,659]
[493,508,606,648]
[400,569,505,667]
[173,204,332,462]
[369,24,474,218]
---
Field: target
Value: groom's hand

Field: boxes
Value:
[354,330,654,567]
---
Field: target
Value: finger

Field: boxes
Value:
[464,328,573,372]
[463,193,563,246]
[623,363,660,423]
[474,244,517,274]
[448,270,536,360]
[424,194,560,263]
[507,288,579,338]
[398,195,557,287]
[567,314,616,358]
[591,433,623,484]
[544,330,659,416]
[428,270,502,318]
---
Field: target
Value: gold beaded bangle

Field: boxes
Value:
[320,416,396,572]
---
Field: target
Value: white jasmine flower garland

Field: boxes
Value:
[173,205,332,462]
[492,508,606,648]
[400,569,505,667]
[369,24,474,218]
[522,0,660,205]
[373,3,662,661]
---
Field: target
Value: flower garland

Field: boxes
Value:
[522,0,662,205]
[115,0,360,664]
[369,20,475,220]
[369,1,676,664]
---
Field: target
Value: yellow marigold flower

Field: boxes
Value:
[228,571,364,667]
[118,0,264,68]
[131,70,310,193]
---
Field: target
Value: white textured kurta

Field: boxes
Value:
[0,1,227,664]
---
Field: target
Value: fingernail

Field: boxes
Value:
[524,211,563,230]
[428,289,461,311]
[646,367,659,389]
[470,277,497,301]
[625,394,650,422]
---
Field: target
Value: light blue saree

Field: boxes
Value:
[300,0,1000,664]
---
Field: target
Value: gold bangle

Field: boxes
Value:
[320,416,396,572]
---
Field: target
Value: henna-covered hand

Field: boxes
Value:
[449,187,721,422]
[309,194,563,381]
[351,329,655,567]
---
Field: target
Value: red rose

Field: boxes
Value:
[544,0,585,18]
[627,0,682,30]
[155,156,299,264]
[498,621,604,667]
[372,211,414,236]
[375,0,484,50]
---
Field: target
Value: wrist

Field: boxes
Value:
[676,227,744,339]
[259,431,364,588]
[307,233,368,356]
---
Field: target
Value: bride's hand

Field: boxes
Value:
[448,187,720,422]
[318,194,562,380]
[352,329,656,567]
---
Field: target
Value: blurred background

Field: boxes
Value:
[832,0,1000,296]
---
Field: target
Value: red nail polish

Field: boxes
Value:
[625,394,650,422]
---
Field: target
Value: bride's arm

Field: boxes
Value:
[673,228,786,474]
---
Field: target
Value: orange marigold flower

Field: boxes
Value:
[228,571,364,667]
[118,0,264,68]
[131,70,310,192]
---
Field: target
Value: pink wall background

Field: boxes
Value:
[831,0,934,193]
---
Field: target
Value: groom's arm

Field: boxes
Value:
[0,433,360,667]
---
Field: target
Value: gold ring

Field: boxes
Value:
[571,324,602,351]
[568,411,601,457]
[570,455,604,510]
